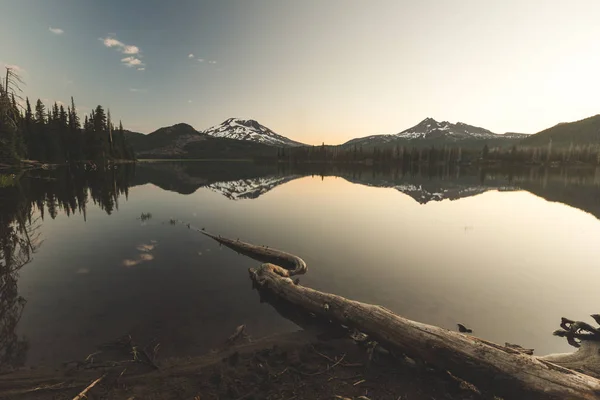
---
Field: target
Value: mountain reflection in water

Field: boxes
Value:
[2,161,600,369]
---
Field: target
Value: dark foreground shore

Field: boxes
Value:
[0,329,492,400]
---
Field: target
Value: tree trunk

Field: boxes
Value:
[249,263,600,400]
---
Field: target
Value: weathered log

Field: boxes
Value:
[248,264,600,400]
[199,230,306,275]
[199,232,600,399]
[541,341,600,379]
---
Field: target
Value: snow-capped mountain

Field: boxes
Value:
[205,175,301,200]
[344,118,528,147]
[392,183,516,204]
[203,118,305,147]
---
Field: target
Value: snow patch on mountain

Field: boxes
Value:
[393,183,516,204]
[203,118,304,147]
[206,175,302,200]
[344,118,528,147]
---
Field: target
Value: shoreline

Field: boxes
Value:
[0,330,488,400]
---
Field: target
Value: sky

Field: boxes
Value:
[2,0,600,145]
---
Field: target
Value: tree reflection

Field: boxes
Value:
[0,164,135,370]
[0,177,39,370]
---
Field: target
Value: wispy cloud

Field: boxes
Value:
[121,56,143,67]
[130,88,147,93]
[197,58,204,62]
[208,60,217,64]
[188,100,193,103]
[188,53,194,59]
[49,27,64,35]
[100,35,145,69]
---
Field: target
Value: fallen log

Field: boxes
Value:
[199,230,306,275]
[249,264,600,399]
[199,232,600,399]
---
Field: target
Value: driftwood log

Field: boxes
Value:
[200,230,600,400]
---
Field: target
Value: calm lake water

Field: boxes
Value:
[3,161,600,369]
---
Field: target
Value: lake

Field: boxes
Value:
[3,161,600,369]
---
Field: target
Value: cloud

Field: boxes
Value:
[208,60,217,64]
[129,88,147,93]
[188,53,194,59]
[121,56,144,67]
[123,45,140,55]
[102,37,124,48]
[188,100,193,103]
[49,27,64,35]
[100,35,145,69]
[197,58,204,62]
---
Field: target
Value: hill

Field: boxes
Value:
[520,114,600,148]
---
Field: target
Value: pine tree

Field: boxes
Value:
[32,99,47,160]
[90,105,108,160]
[58,105,68,161]
[22,98,33,158]
[68,100,83,162]
[34,99,45,124]
[0,83,18,161]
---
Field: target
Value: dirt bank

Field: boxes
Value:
[0,329,493,400]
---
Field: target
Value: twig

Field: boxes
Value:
[84,351,102,363]
[293,354,347,376]
[311,346,363,367]
[72,374,106,400]
[353,379,366,386]
[26,382,71,392]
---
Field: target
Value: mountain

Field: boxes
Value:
[123,123,278,159]
[343,118,528,149]
[520,114,600,148]
[202,118,305,147]
[131,161,301,197]
[125,123,204,154]
[206,175,301,200]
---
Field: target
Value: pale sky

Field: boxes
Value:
[2,0,600,145]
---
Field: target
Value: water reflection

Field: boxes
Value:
[2,162,600,369]
[130,162,600,219]
[0,181,39,370]
[0,165,134,371]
